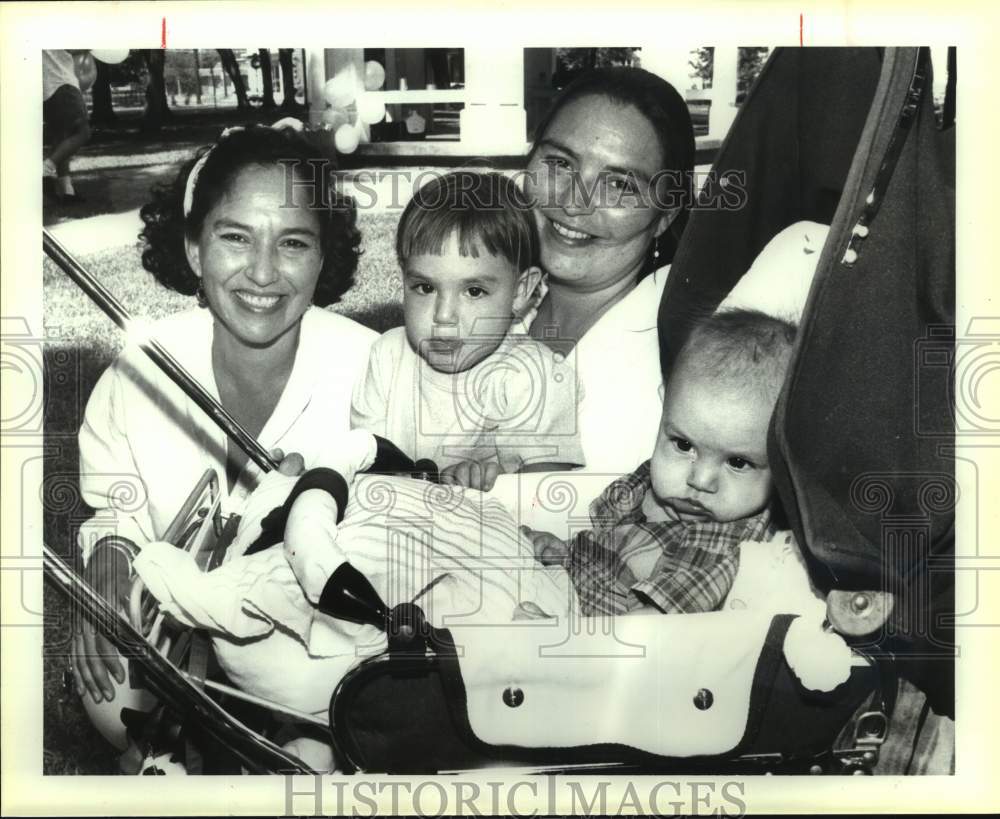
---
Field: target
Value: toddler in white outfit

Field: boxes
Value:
[351,171,585,490]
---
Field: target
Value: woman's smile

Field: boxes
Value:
[232,290,285,312]
[547,217,597,243]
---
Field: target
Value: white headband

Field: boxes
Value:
[182,118,306,218]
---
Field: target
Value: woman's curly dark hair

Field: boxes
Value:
[139,126,361,307]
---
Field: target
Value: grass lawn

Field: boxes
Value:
[42,209,403,774]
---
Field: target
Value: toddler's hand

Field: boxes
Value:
[520,526,569,565]
[441,459,502,491]
[271,448,305,477]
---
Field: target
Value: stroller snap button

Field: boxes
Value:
[693,688,714,710]
[502,687,524,708]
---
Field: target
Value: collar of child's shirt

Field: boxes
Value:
[585,459,774,541]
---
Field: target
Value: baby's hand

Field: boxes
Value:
[271,448,305,477]
[441,459,502,491]
[520,526,569,566]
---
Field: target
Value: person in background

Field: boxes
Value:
[43,49,93,204]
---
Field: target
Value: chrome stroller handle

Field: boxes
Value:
[129,469,224,642]
[42,229,279,474]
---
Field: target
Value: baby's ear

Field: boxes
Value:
[512,265,543,314]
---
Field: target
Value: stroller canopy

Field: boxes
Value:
[658,47,955,715]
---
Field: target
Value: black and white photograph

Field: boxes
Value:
[2,2,997,816]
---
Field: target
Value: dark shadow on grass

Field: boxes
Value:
[43,165,180,226]
[83,107,297,154]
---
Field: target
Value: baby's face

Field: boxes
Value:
[643,365,774,524]
[402,233,524,374]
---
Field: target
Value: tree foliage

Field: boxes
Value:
[689,46,770,100]
[552,48,640,88]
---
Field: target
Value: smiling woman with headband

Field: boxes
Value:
[70,124,377,713]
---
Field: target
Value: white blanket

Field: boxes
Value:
[134,474,575,714]
[134,471,827,718]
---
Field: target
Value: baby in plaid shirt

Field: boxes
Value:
[526,308,797,616]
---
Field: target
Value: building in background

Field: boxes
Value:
[80,47,758,159]
[303,46,758,157]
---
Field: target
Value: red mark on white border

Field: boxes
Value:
[799,13,803,47]
[161,17,167,49]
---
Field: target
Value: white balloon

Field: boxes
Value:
[321,107,349,131]
[91,48,131,65]
[323,74,356,109]
[363,60,386,92]
[334,123,360,154]
[73,52,97,92]
[356,94,386,126]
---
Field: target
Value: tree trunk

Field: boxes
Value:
[142,49,170,131]
[258,49,276,110]
[278,48,299,111]
[90,58,116,125]
[217,49,250,109]
[427,48,451,89]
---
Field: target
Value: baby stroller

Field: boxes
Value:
[43,45,954,776]
[325,45,955,775]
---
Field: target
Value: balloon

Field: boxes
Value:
[323,74,356,109]
[91,48,130,65]
[73,52,97,92]
[363,60,386,92]
[356,94,386,126]
[321,107,349,131]
[333,123,360,154]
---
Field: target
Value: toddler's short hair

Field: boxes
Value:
[674,309,798,401]
[396,171,539,272]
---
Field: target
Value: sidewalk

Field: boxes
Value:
[47,209,145,256]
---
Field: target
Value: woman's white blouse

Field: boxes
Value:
[565,266,668,476]
[77,306,376,561]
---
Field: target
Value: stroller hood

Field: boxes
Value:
[659,47,955,713]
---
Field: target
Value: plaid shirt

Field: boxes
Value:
[565,461,773,616]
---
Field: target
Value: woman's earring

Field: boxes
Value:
[652,235,661,262]
[196,282,208,308]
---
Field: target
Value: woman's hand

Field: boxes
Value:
[71,543,133,702]
[520,526,569,566]
[440,459,502,491]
